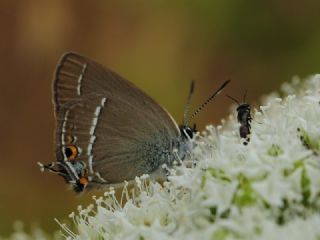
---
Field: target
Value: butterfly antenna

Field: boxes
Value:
[183,80,195,125]
[226,95,240,105]
[243,89,248,102]
[186,80,230,125]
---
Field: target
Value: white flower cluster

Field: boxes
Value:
[4,75,320,240]
[60,75,320,240]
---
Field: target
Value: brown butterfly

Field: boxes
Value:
[39,52,230,192]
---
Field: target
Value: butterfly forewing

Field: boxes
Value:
[53,52,181,186]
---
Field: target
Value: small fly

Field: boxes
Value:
[227,90,252,145]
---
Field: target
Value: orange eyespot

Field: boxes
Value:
[79,177,89,186]
[65,144,78,160]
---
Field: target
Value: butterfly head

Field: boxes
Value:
[179,124,197,140]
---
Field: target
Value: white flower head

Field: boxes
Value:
[57,75,320,239]
[7,75,320,240]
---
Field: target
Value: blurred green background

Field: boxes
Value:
[0,0,319,236]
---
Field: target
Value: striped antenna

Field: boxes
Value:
[183,80,195,125]
[186,80,230,125]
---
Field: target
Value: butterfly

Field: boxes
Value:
[38,52,230,192]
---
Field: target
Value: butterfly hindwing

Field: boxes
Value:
[53,53,181,186]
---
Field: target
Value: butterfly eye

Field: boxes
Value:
[65,144,78,160]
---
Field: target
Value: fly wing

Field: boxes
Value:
[53,52,180,185]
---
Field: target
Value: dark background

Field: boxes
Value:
[0,0,319,236]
